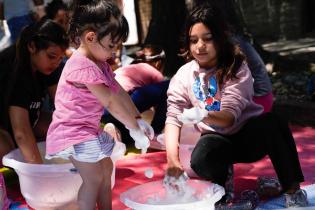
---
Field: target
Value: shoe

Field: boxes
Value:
[215,200,254,210]
[240,190,259,208]
[225,164,234,201]
[215,190,258,210]
[285,189,308,208]
[257,176,282,197]
[215,165,234,206]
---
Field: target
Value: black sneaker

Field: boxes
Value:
[257,177,282,197]
[224,164,234,201]
[285,189,308,208]
[215,200,254,210]
[215,190,259,210]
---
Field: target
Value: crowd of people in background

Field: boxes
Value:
[0,0,310,209]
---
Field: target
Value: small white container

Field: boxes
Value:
[2,141,126,210]
[120,179,225,210]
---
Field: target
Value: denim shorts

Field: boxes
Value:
[46,132,115,163]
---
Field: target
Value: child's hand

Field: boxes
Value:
[128,128,150,154]
[177,107,208,124]
[137,119,154,140]
[166,166,185,179]
[163,169,189,193]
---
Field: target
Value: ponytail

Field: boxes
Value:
[69,0,129,45]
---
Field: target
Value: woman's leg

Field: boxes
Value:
[96,157,113,210]
[70,157,112,210]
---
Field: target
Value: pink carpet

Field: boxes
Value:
[113,125,315,209]
[5,125,315,209]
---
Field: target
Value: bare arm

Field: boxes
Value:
[165,123,184,177]
[47,84,57,103]
[9,106,43,164]
[165,123,181,167]
[114,82,140,118]
[85,82,139,129]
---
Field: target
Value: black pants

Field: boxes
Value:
[190,112,304,191]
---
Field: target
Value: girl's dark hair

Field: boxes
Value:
[15,18,69,73]
[183,3,245,85]
[69,0,129,45]
[3,19,69,129]
[45,0,68,20]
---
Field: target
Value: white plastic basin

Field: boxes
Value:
[2,141,126,210]
[120,179,224,210]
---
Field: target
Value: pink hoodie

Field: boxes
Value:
[166,60,263,135]
[114,63,164,92]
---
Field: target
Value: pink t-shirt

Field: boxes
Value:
[114,63,164,92]
[46,51,119,154]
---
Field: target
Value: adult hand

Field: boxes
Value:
[166,166,185,179]
[177,107,208,124]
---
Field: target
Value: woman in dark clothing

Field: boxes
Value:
[0,19,68,165]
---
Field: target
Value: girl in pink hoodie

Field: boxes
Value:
[164,3,307,208]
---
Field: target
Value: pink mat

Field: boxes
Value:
[5,125,315,209]
[113,125,315,209]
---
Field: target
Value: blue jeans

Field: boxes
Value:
[7,14,33,43]
[130,80,169,133]
[232,35,272,97]
[102,80,170,144]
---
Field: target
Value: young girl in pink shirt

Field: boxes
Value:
[45,1,153,209]
[164,3,307,208]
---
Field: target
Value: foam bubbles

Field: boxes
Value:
[144,169,154,178]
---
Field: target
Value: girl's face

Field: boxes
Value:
[90,34,119,62]
[29,43,65,75]
[53,9,70,31]
[189,22,217,68]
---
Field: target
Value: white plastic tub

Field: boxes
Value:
[2,141,126,210]
[120,179,224,210]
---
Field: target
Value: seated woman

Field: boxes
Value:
[0,19,69,165]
